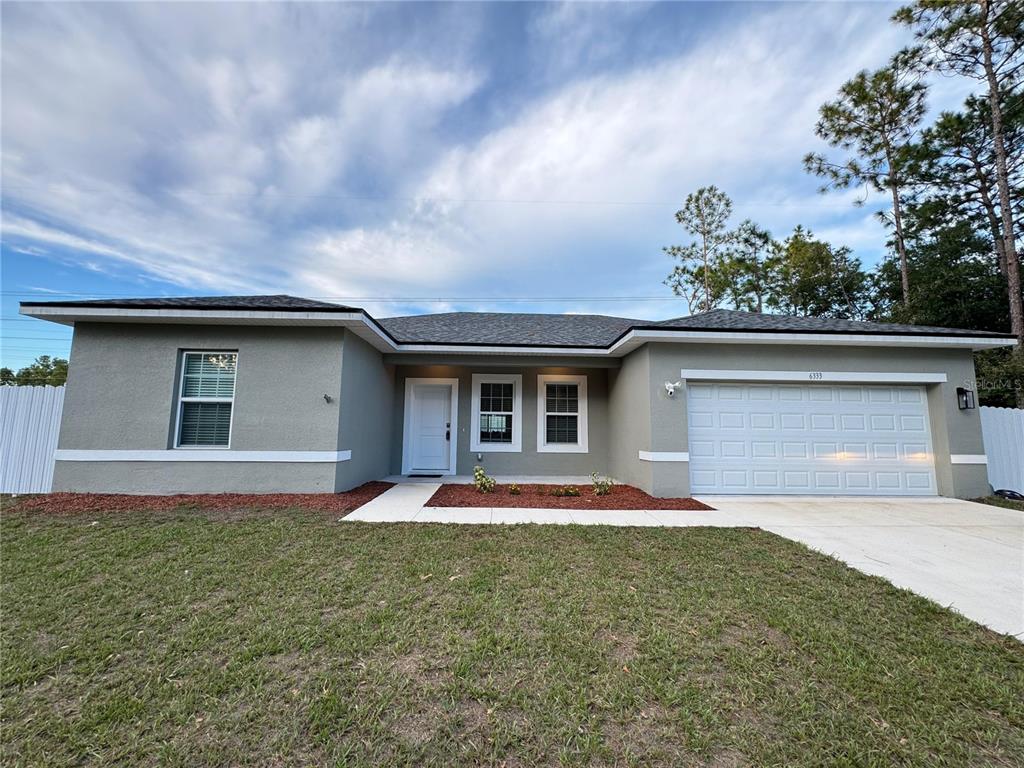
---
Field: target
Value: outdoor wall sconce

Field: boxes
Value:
[956,387,975,410]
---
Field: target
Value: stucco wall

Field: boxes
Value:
[607,347,653,493]
[632,342,988,499]
[335,330,394,491]
[390,362,611,477]
[53,461,337,494]
[50,323,991,498]
[53,322,347,493]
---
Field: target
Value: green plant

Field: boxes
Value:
[472,465,496,493]
[508,483,521,496]
[551,485,581,497]
[591,473,614,496]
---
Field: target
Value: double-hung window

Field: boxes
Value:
[176,352,237,448]
[537,374,588,453]
[470,374,522,452]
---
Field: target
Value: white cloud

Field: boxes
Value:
[2,1,926,318]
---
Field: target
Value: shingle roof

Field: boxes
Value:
[377,312,643,346]
[638,308,1006,339]
[22,295,1011,345]
[379,308,1009,346]
[19,294,360,312]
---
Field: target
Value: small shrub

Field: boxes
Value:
[508,483,521,496]
[591,473,614,496]
[551,485,581,497]
[473,465,496,493]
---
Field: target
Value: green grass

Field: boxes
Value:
[2,506,1023,767]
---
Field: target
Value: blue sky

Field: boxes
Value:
[1,1,973,369]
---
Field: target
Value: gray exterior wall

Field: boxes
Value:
[390,361,612,477]
[51,323,989,499]
[607,346,652,491]
[336,331,394,490]
[620,342,988,499]
[53,322,358,493]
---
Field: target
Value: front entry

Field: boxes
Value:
[403,379,458,475]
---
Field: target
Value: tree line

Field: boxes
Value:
[665,1,1022,406]
[0,356,69,387]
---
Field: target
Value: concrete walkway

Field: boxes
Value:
[346,486,1024,638]
[347,483,747,527]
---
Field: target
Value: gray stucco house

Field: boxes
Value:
[21,295,1014,499]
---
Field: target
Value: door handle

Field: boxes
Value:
[446,422,451,441]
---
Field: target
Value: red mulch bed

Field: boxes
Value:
[4,481,394,517]
[425,483,713,510]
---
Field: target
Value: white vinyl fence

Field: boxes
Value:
[980,406,1024,494]
[0,385,65,494]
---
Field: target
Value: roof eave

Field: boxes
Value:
[20,305,1014,354]
[19,304,399,352]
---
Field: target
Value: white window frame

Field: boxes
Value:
[174,350,238,449]
[537,373,588,453]
[470,373,522,453]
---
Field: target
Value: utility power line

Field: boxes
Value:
[1,289,686,302]
[2,183,871,209]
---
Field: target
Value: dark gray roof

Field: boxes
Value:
[380,308,1009,346]
[640,308,1007,339]
[22,295,1011,345]
[20,294,360,313]
[377,312,643,346]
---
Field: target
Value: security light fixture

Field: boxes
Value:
[664,380,682,397]
[956,387,975,410]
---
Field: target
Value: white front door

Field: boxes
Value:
[686,382,937,495]
[409,383,453,473]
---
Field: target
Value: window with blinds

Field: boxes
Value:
[479,382,514,443]
[470,373,522,452]
[176,352,237,447]
[545,383,579,443]
[537,374,588,453]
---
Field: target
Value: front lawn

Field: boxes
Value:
[2,505,1022,767]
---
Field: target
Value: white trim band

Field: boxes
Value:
[638,451,690,462]
[55,449,352,463]
[950,454,987,465]
[679,369,948,384]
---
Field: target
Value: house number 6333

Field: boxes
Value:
[808,372,823,380]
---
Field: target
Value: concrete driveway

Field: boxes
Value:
[703,496,1024,639]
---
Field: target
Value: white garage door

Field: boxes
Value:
[687,382,937,495]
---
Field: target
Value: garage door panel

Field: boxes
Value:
[906,472,933,489]
[840,414,866,430]
[846,472,871,490]
[689,384,714,400]
[900,414,927,431]
[687,383,937,496]
[719,412,745,428]
[843,443,868,459]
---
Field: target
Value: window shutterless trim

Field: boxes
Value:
[470,373,522,453]
[174,350,238,449]
[536,374,588,454]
